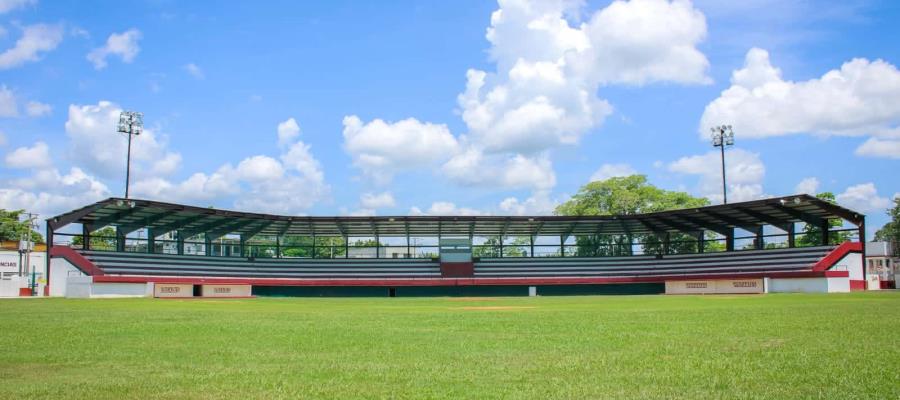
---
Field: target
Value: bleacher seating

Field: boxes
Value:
[76,246,835,280]
[474,246,835,278]
[78,250,442,279]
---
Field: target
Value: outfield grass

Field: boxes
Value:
[1,292,899,399]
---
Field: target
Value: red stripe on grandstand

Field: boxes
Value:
[49,246,105,276]
[850,280,866,291]
[93,270,848,286]
[811,242,862,271]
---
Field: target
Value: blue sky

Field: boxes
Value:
[1,0,898,235]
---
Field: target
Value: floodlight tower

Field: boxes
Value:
[117,111,143,199]
[710,125,735,204]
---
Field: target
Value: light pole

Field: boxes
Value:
[710,125,735,204]
[117,111,143,199]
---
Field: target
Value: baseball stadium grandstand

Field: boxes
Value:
[45,194,867,297]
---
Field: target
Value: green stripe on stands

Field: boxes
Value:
[252,286,389,297]
[537,283,665,296]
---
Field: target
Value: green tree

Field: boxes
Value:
[796,192,852,247]
[279,235,347,258]
[873,197,900,253]
[472,237,502,258]
[72,226,117,250]
[555,175,713,255]
[0,209,43,243]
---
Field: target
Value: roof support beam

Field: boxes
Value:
[206,219,264,241]
[117,209,182,236]
[154,214,214,237]
[90,207,145,230]
[732,207,792,232]
[47,200,111,230]
[530,221,545,240]
[645,216,696,234]
[771,204,826,228]
[240,220,278,241]
[561,221,580,243]
[694,210,760,233]
[669,214,732,237]
[802,199,864,226]
[179,218,238,240]
[277,220,293,237]
[635,218,665,234]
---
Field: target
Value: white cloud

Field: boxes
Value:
[0,0,36,14]
[87,29,142,70]
[590,163,636,182]
[183,63,204,79]
[150,152,181,176]
[25,100,51,117]
[360,192,396,209]
[342,115,458,184]
[460,0,709,155]
[5,141,51,169]
[581,0,711,85]
[836,183,890,213]
[668,148,766,203]
[0,86,52,118]
[0,167,110,221]
[854,138,900,159]
[0,23,63,70]
[277,117,300,147]
[0,85,16,117]
[441,149,556,191]
[794,177,820,195]
[409,201,486,216]
[131,119,329,215]
[701,48,900,159]
[498,191,558,216]
[235,155,284,181]
[64,100,171,179]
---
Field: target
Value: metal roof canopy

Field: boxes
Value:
[47,194,865,238]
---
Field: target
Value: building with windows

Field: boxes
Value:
[865,241,898,289]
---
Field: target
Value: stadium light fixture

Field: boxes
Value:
[117,111,144,199]
[710,125,735,204]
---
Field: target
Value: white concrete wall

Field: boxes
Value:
[91,283,150,298]
[768,277,850,293]
[65,276,92,298]
[0,276,26,297]
[830,252,864,281]
[0,250,46,277]
[50,257,85,297]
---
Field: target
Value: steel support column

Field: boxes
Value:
[787,223,795,248]
[115,226,125,252]
[753,226,764,250]
[82,224,91,251]
[147,228,155,254]
[821,220,831,246]
[176,231,185,255]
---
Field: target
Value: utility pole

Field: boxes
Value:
[18,212,37,295]
[117,111,144,198]
[710,125,735,204]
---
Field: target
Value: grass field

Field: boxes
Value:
[1,292,899,399]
